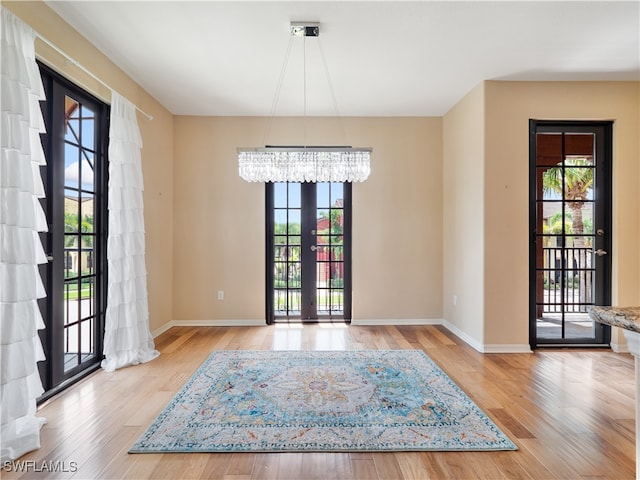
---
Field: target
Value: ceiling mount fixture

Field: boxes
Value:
[237,21,371,183]
[290,22,319,37]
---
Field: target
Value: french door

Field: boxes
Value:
[529,121,612,348]
[38,64,108,399]
[266,182,352,323]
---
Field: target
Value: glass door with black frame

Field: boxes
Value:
[38,63,108,399]
[267,182,352,323]
[530,121,612,348]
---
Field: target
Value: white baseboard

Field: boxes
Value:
[610,339,629,354]
[482,344,533,353]
[441,320,532,353]
[351,318,443,326]
[152,318,531,353]
[441,320,484,352]
[151,322,174,338]
[151,319,265,338]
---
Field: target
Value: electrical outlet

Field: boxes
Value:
[452,295,457,306]
[217,290,224,301]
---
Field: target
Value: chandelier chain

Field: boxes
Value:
[264,34,295,147]
[303,35,308,147]
[318,37,348,147]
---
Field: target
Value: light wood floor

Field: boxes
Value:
[5,324,636,479]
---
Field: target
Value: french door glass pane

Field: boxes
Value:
[273,183,302,315]
[63,95,97,372]
[316,182,344,316]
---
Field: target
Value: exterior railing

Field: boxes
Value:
[541,246,594,313]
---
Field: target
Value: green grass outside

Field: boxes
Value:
[64,284,93,301]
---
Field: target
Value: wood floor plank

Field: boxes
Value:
[298,452,328,480]
[70,425,141,480]
[485,451,536,480]
[273,452,303,479]
[386,326,416,350]
[350,458,378,479]
[427,326,458,346]
[428,451,480,478]
[414,327,440,350]
[224,453,256,477]
[325,453,353,479]
[146,453,209,480]
[8,324,634,480]
[488,408,536,439]
[371,452,404,479]
[120,454,164,480]
[251,453,279,479]
[393,452,432,479]
[199,452,234,479]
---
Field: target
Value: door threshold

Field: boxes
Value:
[535,343,611,349]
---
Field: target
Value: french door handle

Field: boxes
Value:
[310,245,317,252]
[46,255,54,262]
[595,249,608,256]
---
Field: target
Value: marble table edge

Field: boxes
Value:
[589,306,640,333]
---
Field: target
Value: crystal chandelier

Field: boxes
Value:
[237,22,372,183]
[238,146,371,182]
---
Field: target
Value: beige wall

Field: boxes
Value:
[7,2,639,349]
[173,116,443,322]
[5,2,175,332]
[443,81,639,350]
[482,81,639,348]
[442,83,486,346]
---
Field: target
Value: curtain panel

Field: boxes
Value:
[101,92,158,372]
[0,7,47,461]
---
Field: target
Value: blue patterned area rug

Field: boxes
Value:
[129,350,517,453]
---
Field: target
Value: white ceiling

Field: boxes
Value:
[45,1,640,117]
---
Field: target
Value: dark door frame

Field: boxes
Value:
[529,120,612,349]
[37,62,109,402]
[266,182,352,324]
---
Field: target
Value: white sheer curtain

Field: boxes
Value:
[0,7,47,461]
[101,92,158,372]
